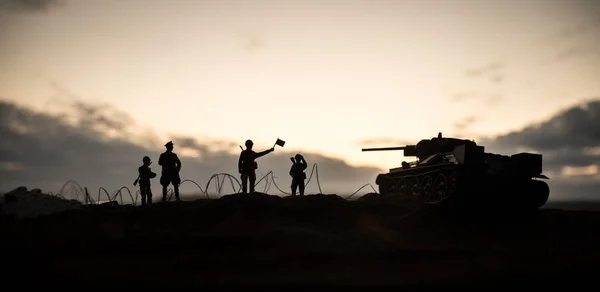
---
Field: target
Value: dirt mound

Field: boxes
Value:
[2,186,83,219]
[4,191,600,288]
[219,191,283,202]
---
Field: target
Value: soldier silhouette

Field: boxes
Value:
[289,153,308,196]
[238,139,274,194]
[133,156,157,205]
[158,141,182,202]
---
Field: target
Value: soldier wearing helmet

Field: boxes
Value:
[134,156,157,205]
[289,153,308,196]
[158,141,182,202]
[238,139,275,194]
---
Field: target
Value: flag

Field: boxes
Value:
[275,138,285,147]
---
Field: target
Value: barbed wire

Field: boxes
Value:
[18,163,461,225]
[51,163,456,210]
[52,163,381,205]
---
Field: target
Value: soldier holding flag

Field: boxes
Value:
[238,139,282,194]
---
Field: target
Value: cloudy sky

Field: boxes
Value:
[1,0,599,201]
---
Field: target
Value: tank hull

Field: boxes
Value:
[374,164,550,210]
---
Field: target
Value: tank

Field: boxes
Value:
[361,132,550,210]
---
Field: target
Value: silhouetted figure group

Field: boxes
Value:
[134,141,181,205]
[135,139,308,205]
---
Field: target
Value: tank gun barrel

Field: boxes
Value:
[361,146,407,152]
[362,145,417,156]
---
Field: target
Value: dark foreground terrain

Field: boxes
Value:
[3,193,600,289]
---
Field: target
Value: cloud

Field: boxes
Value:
[450,91,503,106]
[490,75,503,84]
[451,62,506,105]
[450,91,478,102]
[243,36,266,54]
[541,19,600,62]
[465,62,503,78]
[554,43,600,61]
[232,30,266,54]
[482,99,600,173]
[480,98,600,200]
[0,0,65,13]
[453,116,479,132]
[0,99,383,199]
[552,19,600,42]
[485,100,600,152]
[486,94,504,106]
[460,62,507,93]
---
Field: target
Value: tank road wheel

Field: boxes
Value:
[379,177,404,197]
[419,175,433,202]
[433,174,448,201]
[408,177,420,200]
[395,179,407,198]
[388,179,403,197]
[448,170,458,194]
[378,177,394,196]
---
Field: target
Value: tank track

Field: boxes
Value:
[377,166,458,204]
[377,168,550,209]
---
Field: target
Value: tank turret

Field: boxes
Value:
[361,132,550,210]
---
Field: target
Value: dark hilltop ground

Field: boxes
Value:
[2,191,600,289]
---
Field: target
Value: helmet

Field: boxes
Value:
[245,139,253,147]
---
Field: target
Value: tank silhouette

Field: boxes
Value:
[362,133,550,209]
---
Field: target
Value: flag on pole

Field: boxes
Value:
[275,138,285,147]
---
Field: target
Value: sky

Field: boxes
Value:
[1,0,599,201]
